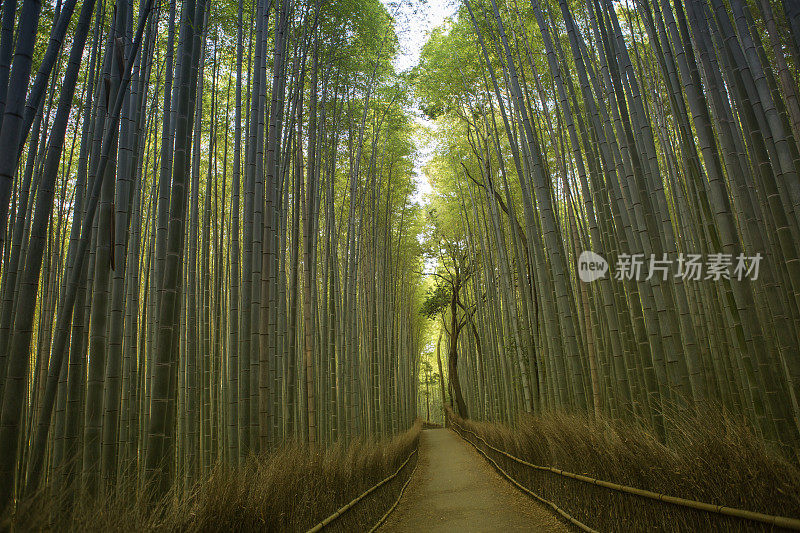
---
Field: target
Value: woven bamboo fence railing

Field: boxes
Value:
[449,416,800,531]
[305,445,419,533]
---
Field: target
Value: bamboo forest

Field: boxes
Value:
[1,0,800,529]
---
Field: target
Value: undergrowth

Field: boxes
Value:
[449,407,800,532]
[5,421,421,532]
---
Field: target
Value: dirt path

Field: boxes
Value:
[380,428,570,532]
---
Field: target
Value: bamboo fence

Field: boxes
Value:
[450,418,800,531]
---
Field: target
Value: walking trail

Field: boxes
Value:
[381,428,570,532]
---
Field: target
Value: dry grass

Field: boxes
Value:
[5,421,421,532]
[449,407,800,531]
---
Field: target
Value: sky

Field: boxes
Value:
[387,0,457,72]
[378,0,458,349]
[380,0,458,205]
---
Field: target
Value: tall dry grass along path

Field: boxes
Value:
[380,428,568,532]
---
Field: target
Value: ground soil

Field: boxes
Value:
[380,428,571,532]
